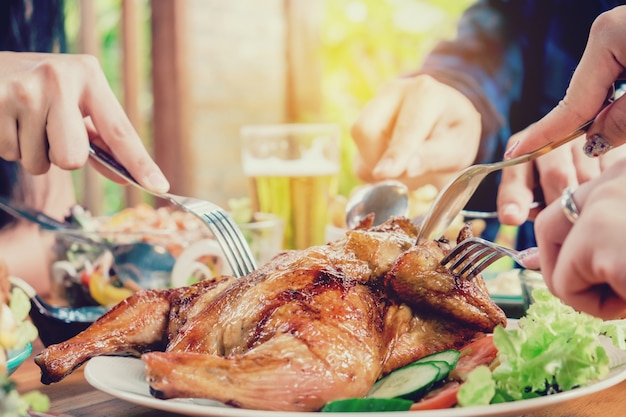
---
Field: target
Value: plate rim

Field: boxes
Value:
[84,347,626,417]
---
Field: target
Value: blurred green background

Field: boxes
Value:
[63,0,472,213]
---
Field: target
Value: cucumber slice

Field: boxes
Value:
[427,360,452,381]
[414,349,461,369]
[321,398,413,412]
[368,362,441,400]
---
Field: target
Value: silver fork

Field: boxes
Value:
[88,144,257,277]
[416,119,594,243]
[418,82,621,243]
[440,237,539,280]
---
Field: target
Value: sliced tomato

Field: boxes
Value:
[450,334,498,381]
[407,335,498,411]
[410,381,460,411]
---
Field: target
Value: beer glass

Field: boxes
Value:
[241,123,340,250]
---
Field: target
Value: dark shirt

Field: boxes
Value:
[0,0,66,53]
[0,0,65,228]
[419,0,625,248]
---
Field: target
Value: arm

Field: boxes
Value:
[350,1,534,188]
[418,0,527,151]
[498,6,626,319]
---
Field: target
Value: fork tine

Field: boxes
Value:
[209,211,257,273]
[88,144,258,277]
[218,214,256,273]
[457,250,506,280]
[447,244,493,276]
[441,238,507,280]
[203,211,256,277]
[203,215,242,276]
[441,239,485,270]
[171,196,258,277]
[439,242,466,270]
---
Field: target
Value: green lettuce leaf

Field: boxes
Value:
[459,288,619,406]
[9,288,38,350]
[2,287,49,416]
[1,374,49,416]
[457,365,495,406]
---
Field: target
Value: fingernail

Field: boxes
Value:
[504,141,519,160]
[373,158,396,177]
[519,247,540,270]
[502,203,521,218]
[406,155,422,177]
[519,246,538,259]
[583,134,613,157]
[145,172,170,193]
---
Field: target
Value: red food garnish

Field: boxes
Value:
[411,334,498,410]
[451,334,498,381]
[410,381,460,410]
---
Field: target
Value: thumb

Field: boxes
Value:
[497,161,537,226]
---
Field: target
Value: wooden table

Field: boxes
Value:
[12,340,186,417]
[12,339,626,416]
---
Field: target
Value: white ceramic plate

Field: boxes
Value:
[85,337,626,417]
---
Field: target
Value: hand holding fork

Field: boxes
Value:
[89,145,257,278]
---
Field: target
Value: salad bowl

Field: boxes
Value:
[10,276,106,347]
[7,342,32,375]
[48,205,284,310]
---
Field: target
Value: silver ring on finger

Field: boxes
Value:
[560,186,580,224]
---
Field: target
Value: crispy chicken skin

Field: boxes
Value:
[35,275,236,385]
[35,217,506,411]
[387,239,505,332]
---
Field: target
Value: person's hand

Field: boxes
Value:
[350,74,481,190]
[496,129,626,226]
[0,51,169,193]
[504,6,626,157]
[533,159,626,319]
[497,6,626,225]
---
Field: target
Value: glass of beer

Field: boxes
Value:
[241,123,340,250]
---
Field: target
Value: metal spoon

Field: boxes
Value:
[344,180,542,229]
[345,180,409,229]
[416,119,593,242]
[0,195,79,231]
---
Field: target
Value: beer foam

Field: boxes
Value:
[243,156,338,176]
[243,139,339,176]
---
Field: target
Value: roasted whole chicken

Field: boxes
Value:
[35,216,506,411]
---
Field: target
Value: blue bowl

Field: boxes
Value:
[7,342,33,375]
[10,276,106,347]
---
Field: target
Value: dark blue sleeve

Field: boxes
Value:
[417,0,539,163]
